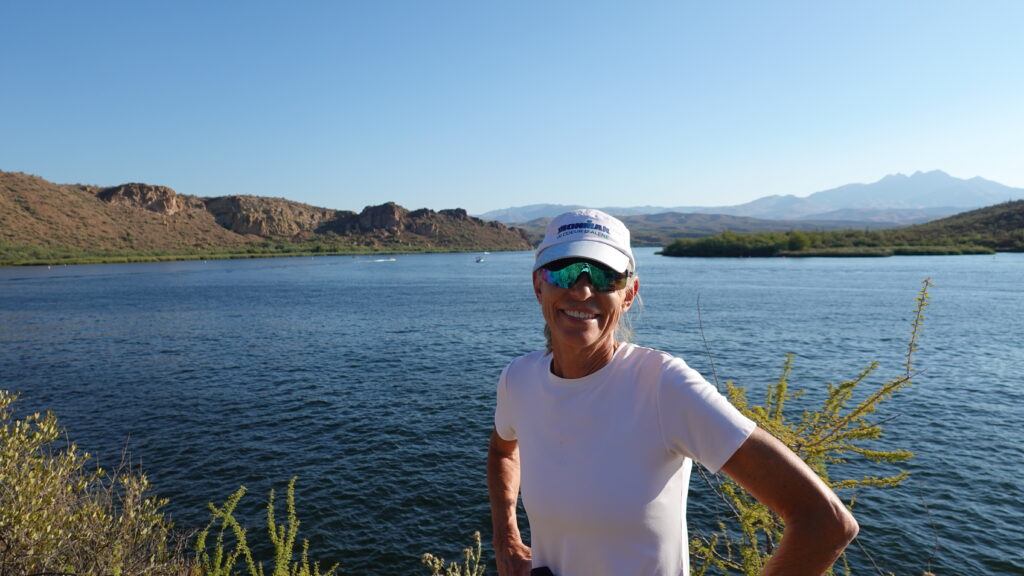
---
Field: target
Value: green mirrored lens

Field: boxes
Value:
[541,261,627,292]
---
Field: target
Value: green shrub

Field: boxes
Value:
[195,478,339,576]
[690,279,933,575]
[421,532,485,576]
[0,390,191,575]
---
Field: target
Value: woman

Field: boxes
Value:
[487,209,858,576]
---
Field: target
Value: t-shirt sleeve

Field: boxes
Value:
[657,358,756,473]
[494,363,517,441]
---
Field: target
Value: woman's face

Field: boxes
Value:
[533,266,637,354]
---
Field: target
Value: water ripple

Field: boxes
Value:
[2,252,1021,574]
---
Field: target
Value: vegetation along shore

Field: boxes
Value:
[661,200,1024,257]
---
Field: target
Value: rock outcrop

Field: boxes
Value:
[195,195,530,248]
[357,202,405,232]
[204,196,340,237]
[95,183,200,215]
[317,202,531,249]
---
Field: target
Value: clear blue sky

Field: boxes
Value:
[3,1,1022,215]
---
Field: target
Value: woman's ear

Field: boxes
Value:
[623,277,639,310]
[533,270,544,302]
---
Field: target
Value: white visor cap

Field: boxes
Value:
[533,209,634,273]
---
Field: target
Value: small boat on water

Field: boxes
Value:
[353,257,397,263]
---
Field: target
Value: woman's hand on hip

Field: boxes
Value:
[494,537,531,576]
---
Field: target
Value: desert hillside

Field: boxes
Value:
[0,171,531,264]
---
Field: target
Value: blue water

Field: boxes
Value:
[1,249,1022,575]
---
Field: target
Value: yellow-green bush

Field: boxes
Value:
[690,279,934,576]
[421,531,484,576]
[195,479,339,576]
[0,390,191,575]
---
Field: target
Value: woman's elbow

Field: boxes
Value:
[791,495,859,553]
[839,509,860,545]
[823,502,859,550]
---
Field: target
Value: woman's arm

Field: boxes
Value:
[721,427,860,575]
[487,428,532,576]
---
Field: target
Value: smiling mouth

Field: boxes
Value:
[563,310,598,320]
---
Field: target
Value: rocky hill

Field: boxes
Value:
[0,171,531,263]
[0,172,250,254]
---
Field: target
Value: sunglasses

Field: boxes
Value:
[540,260,632,292]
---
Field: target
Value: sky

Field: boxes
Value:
[3,1,1022,216]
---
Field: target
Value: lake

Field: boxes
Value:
[1,249,1022,574]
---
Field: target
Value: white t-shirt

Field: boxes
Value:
[494,343,756,576]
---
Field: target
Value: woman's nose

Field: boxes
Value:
[567,273,595,298]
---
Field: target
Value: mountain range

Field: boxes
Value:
[4,169,1022,265]
[479,170,1024,225]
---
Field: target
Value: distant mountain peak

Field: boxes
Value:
[879,169,949,183]
[879,173,908,182]
[480,171,1024,226]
